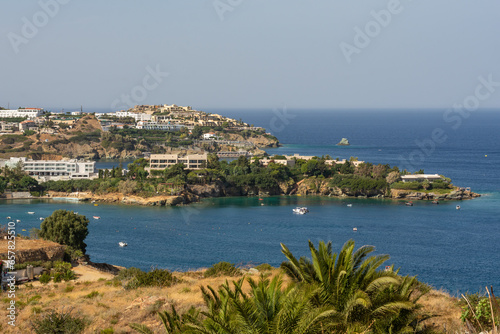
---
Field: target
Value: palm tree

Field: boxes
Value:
[130,305,201,334]
[187,275,336,334]
[280,239,432,333]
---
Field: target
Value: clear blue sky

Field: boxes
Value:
[1,1,500,111]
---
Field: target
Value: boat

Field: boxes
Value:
[93,216,101,220]
[27,212,35,215]
[118,242,128,247]
[293,207,309,215]
[353,227,358,231]
[405,201,413,206]
[347,204,353,207]
[94,204,99,207]
[432,200,439,204]
[456,205,461,210]
[39,217,44,220]
[6,216,11,219]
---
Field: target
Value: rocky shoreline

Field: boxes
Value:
[40,184,480,208]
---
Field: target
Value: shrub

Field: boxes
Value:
[53,272,62,283]
[100,327,115,334]
[125,268,176,290]
[39,272,51,284]
[390,181,422,190]
[115,267,177,289]
[30,308,87,334]
[460,293,500,331]
[255,263,273,272]
[31,306,43,314]
[204,262,241,278]
[84,291,100,299]
[64,285,74,293]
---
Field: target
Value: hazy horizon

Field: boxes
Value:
[2,1,500,110]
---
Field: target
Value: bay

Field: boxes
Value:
[2,109,499,294]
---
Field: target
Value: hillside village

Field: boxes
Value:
[0,105,280,161]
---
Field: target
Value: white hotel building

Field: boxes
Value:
[2,157,97,181]
[0,108,44,119]
[136,121,185,131]
[114,111,152,122]
[148,153,208,171]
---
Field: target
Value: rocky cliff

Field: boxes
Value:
[0,239,66,263]
[47,191,195,206]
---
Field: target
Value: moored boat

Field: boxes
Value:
[456,205,461,210]
[293,207,309,214]
[118,242,128,247]
[432,200,439,204]
[93,216,101,220]
[405,201,413,206]
[27,212,35,214]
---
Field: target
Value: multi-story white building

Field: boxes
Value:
[0,108,44,119]
[401,174,443,183]
[2,157,97,180]
[136,121,185,131]
[148,153,207,171]
[114,111,152,122]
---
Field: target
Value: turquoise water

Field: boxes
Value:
[2,109,500,294]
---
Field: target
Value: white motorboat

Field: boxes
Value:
[118,242,128,247]
[6,216,11,219]
[456,205,461,210]
[293,207,309,215]
[39,217,44,221]
[27,212,35,214]
[93,216,101,220]
[353,227,358,231]
[347,204,352,207]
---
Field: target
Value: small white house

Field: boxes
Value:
[203,132,217,140]
[401,174,444,183]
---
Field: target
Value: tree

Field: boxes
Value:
[191,125,203,139]
[280,240,430,333]
[386,171,401,184]
[339,161,354,174]
[136,275,333,334]
[39,210,89,254]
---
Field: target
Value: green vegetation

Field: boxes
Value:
[254,263,273,272]
[329,174,388,193]
[0,164,39,193]
[30,308,88,334]
[115,267,177,289]
[203,261,242,278]
[131,240,435,334]
[460,292,500,332]
[0,117,27,122]
[39,210,89,254]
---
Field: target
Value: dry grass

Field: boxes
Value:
[0,268,275,334]
[0,238,61,252]
[0,267,469,334]
[420,288,466,333]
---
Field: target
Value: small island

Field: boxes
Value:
[337,137,350,145]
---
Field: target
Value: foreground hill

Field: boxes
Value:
[0,266,466,334]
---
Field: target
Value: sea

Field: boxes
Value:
[1,109,499,295]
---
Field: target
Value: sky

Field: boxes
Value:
[1,0,500,112]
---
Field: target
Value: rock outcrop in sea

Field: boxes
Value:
[337,138,350,145]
